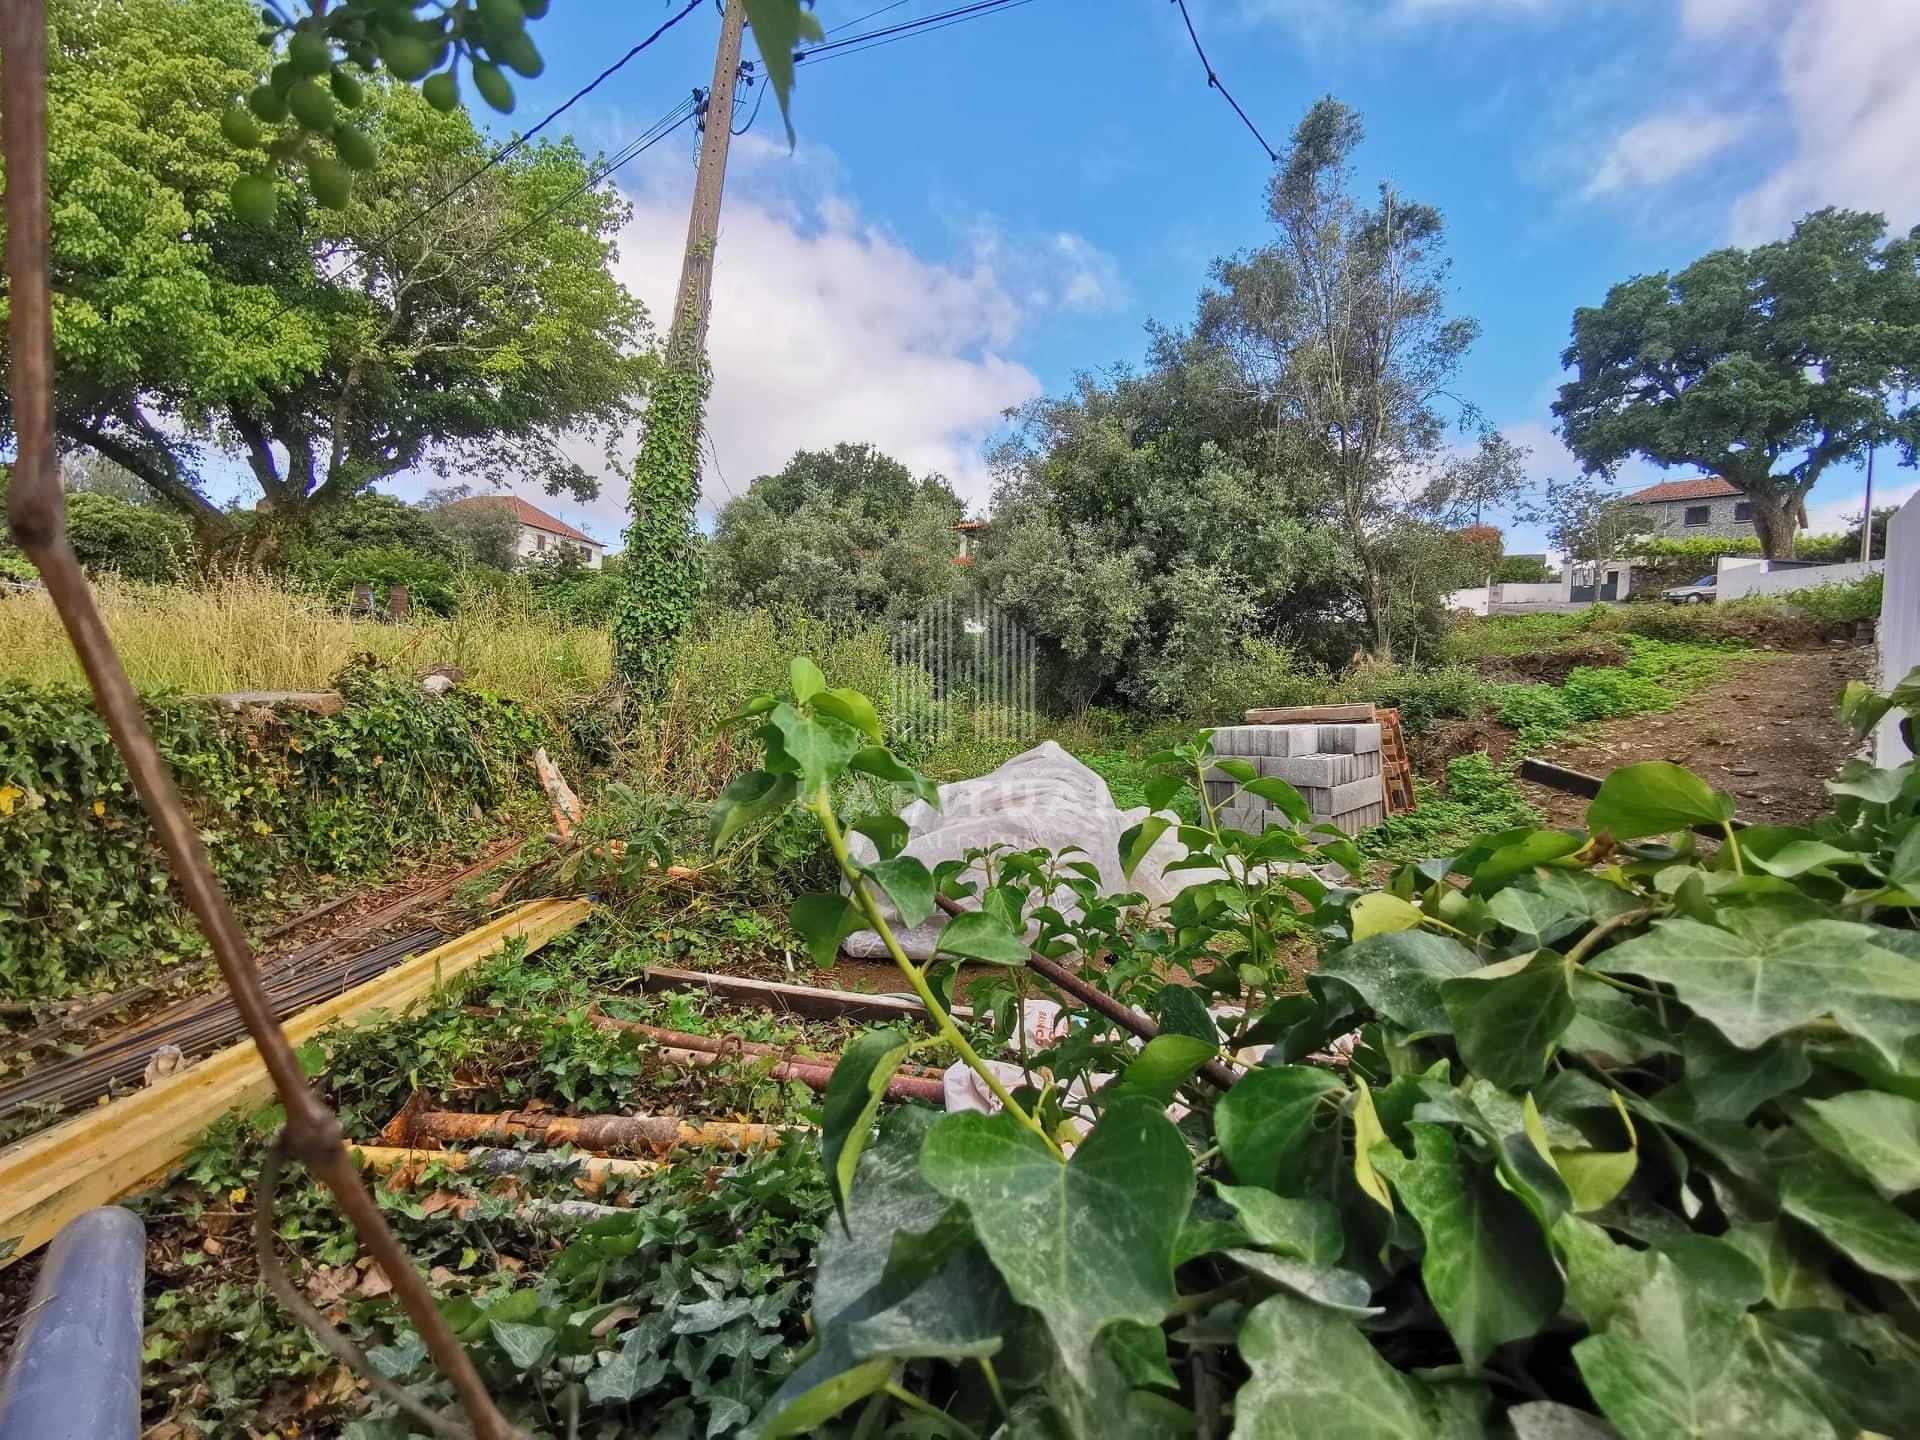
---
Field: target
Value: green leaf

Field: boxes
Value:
[585,1322,671,1403]
[1242,775,1309,824]
[821,1025,916,1227]
[1745,837,1859,878]
[1466,828,1585,891]
[720,693,777,728]
[488,1319,555,1372]
[1679,1020,1809,1121]
[862,855,935,928]
[1507,1402,1622,1439]
[1838,679,1894,741]
[753,1339,891,1439]
[1780,1165,1920,1280]
[1121,1034,1216,1103]
[1226,1250,1380,1317]
[1751,1307,1920,1440]
[1719,1222,1845,1310]
[788,656,826,703]
[790,892,861,968]
[933,909,1030,966]
[1563,973,1675,1064]
[1440,949,1574,1089]
[1350,892,1425,940]
[849,746,941,807]
[1487,887,1584,946]
[1586,761,1735,840]
[707,769,797,847]
[1105,1319,1179,1390]
[1118,815,1172,879]
[741,0,823,146]
[1827,758,1907,804]
[1370,1123,1563,1365]
[1319,931,1482,1034]
[1213,757,1258,783]
[769,703,861,796]
[1152,984,1219,1044]
[1213,1182,1341,1265]
[1228,1292,1448,1439]
[1524,1093,1637,1213]
[1592,917,1920,1068]
[1144,773,1187,812]
[1573,1256,1833,1440]
[812,687,882,744]
[849,813,909,860]
[920,1093,1193,1388]
[1351,1080,1395,1215]
[1791,1090,1920,1196]
[1214,1066,1344,1191]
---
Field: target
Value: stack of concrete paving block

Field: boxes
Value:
[1203,722,1386,835]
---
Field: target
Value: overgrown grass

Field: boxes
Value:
[1365,753,1544,864]
[1490,636,1736,749]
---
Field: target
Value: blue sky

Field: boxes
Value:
[366,0,1920,553]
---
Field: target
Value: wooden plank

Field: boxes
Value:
[0,897,591,1268]
[1244,702,1378,725]
[641,966,972,1024]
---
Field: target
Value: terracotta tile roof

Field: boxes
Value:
[1623,476,1742,505]
[446,494,601,546]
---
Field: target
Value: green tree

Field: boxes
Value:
[420,486,523,570]
[1195,98,1518,659]
[706,445,968,625]
[303,491,453,560]
[1554,208,1920,558]
[9,0,651,536]
[1517,473,1647,604]
[60,493,193,583]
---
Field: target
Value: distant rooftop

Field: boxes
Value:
[1623,476,1741,505]
[445,494,600,547]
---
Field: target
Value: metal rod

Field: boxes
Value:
[0,8,517,1434]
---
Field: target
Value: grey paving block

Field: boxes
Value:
[1259,752,1380,787]
[1210,725,1265,757]
[1270,724,1322,757]
[1325,801,1385,834]
[1317,723,1383,754]
[1327,776,1385,814]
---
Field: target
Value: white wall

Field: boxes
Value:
[513,525,604,569]
[1446,586,1491,616]
[1880,494,1919,766]
[1717,557,1883,602]
[1493,582,1563,604]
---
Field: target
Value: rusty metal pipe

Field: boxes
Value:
[382,1104,794,1155]
[650,1043,949,1104]
[0,9,515,1436]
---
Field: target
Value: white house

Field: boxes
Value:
[447,495,607,568]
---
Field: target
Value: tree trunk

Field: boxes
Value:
[1749,494,1798,559]
[1365,562,1394,663]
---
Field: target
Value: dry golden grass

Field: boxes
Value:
[0,573,613,705]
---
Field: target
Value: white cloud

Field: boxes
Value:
[1805,479,1917,538]
[1726,0,1920,242]
[1585,110,1751,196]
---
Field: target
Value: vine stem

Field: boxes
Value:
[1565,908,1654,968]
[884,1381,981,1440]
[1720,820,1746,875]
[813,798,1063,1159]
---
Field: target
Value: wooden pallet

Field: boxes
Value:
[1377,708,1416,816]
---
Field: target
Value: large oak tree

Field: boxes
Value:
[1554,209,1920,558]
[5,0,650,537]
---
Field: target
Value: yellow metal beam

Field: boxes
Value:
[0,898,591,1268]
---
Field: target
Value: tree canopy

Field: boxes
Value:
[1554,208,1920,557]
[10,0,651,536]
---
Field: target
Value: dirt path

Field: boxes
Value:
[1518,645,1876,829]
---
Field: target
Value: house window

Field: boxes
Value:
[1734,501,1753,522]
[1683,505,1710,526]
[536,532,547,551]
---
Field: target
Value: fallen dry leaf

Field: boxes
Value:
[590,1305,643,1338]
[201,1237,223,1256]
[358,1262,394,1299]
[306,1265,358,1305]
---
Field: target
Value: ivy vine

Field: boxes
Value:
[614,350,710,694]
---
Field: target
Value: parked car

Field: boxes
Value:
[1662,574,1717,604]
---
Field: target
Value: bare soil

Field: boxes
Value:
[1517,644,1875,830]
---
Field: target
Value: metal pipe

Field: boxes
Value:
[381,1103,795,1155]
[0,1208,145,1440]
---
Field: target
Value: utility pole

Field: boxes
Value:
[667,0,746,365]
[1862,445,1876,564]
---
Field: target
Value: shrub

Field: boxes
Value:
[293,543,459,615]
[1183,637,1333,726]
[1335,661,1493,735]
[1493,554,1554,583]
[60,492,192,582]
[1782,570,1883,623]
[0,666,545,997]
[301,492,454,561]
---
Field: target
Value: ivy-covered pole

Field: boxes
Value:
[613,0,745,692]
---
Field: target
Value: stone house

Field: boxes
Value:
[1622,475,1757,542]
[444,495,607,568]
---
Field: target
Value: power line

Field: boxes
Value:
[1171,0,1276,164]
[731,74,767,134]
[824,0,915,36]
[793,0,1037,66]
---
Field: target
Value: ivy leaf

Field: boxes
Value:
[1214,1066,1344,1192]
[489,1319,556,1372]
[585,1323,671,1403]
[1120,1034,1216,1103]
[1573,1256,1834,1440]
[1370,1123,1563,1365]
[1507,1402,1623,1439]
[1563,973,1675,1064]
[1350,892,1425,940]
[821,1025,916,1228]
[849,746,941,808]
[1790,1091,1920,1196]
[1680,1020,1810,1121]
[1242,775,1309,824]
[1351,1080,1395,1215]
[1228,1292,1456,1439]
[790,892,861,968]
[1439,949,1574,1090]
[1105,1319,1179,1390]
[707,769,796,847]
[1213,1182,1342,1265]
[1486,886,1583,946]
[1586,761,1735,840]
[769,703,860,797]
[741,0,823,147]
[1719,1222,1847,1311]
[788,656,826,703]
[1780,1166,1920,1280]
[1119,816,1172,879]
[813,688,882,744]
[1465,829,1585,891]
[1750,1308,1920,1440]
[920,1093,1193,1388]
[849,813,909,860]
[1319,931,1481,1034]
[862,855,935,928]
[1225,1250,1379,1317]
[933,909,1030,966]
[1592,917,1920,1068]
